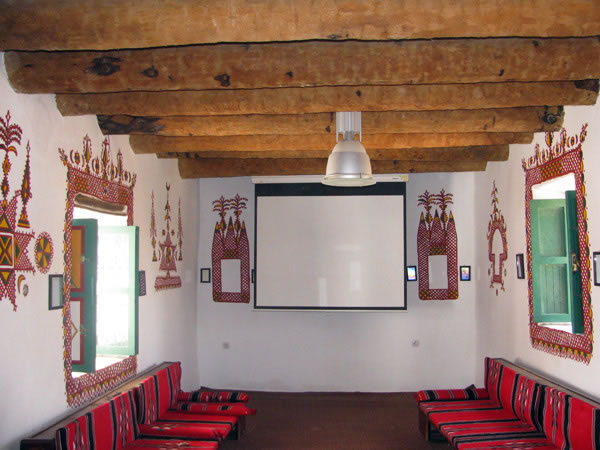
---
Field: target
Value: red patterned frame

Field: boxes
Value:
[211,194,250,303]
[487,181,508,295]
[417,189,459,300]
[59,135,137,406]
[522,125,592,363]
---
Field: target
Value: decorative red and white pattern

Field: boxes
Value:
[487,181,508,295]
[153,183,182,291]
[59,135,137,407]
[211,194,250,303]
[522,125,592,363]
[0,111,46,311]
[417,189,458,300]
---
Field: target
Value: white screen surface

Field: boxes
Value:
[255,185,406,310]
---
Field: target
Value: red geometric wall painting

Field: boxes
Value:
[0,110,49,311]
[417,189,458,300]
[59,135,137,406]
[487,181,507,296]
[523,124,592,363]
[151,183,182,290]
[212,194,250,303]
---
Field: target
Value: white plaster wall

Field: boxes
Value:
[474,101,600,397]
[0,55,198,449]
[196,172,479,392]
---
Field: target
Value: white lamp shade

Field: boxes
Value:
[322,140,375,186]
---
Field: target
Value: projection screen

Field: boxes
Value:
[254,182,406,310]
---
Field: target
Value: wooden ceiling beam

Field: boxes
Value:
[57,81,598,117]
[7,38,600,93]
[2,0,598,51]
[99,107,564,136]
[156,145,509,161]
[178,157,487,178]
[130,133,531,154]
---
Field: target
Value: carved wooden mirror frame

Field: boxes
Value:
[59,136,137,406]
[523,125,593,363]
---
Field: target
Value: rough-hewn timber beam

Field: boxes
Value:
[178,158,487,178]
[130,133,532,154]
[1,0,598,50]
[7,39,600,93]
[99,107,564,136]
[56,81,598,117]
[156,144,509,161]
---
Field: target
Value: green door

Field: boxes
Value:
[71,219,98,373]
[530,191,583,332]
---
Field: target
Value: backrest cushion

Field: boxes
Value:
[486,358,519,409]
[136,376,159,425]
[542,388,600,450]
[512,376,545,431]
[55,415,90,450]
[109,391,139,448]
[153,366,179,417]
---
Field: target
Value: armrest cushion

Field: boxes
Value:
[415,387,489,403]
[173,402,256,416]
[177,390,249,403]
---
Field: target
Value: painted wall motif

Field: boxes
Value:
[487,181,507,295]
[0,110,49,311]
[151,183,182,290]
[522,124,593,363]
[417,189,458,300]
[211,194,250,303]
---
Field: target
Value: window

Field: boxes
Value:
[530,189,583,333]
[71,208,139,374]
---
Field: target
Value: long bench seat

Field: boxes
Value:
[21,362,255,450]
[416,357,600,449]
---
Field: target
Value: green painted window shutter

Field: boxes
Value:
[96,226,139,356]
[72,219,98,373]
[531,191,583,332]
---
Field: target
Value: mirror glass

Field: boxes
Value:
[523,126,592,363]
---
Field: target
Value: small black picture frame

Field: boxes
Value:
[406,265,417,282]
[48,274,64,310]
[460,265,471,281]
[138,270,147,296]
[516,253,525,279]
[200,268,211,283]
[593,252,600,286]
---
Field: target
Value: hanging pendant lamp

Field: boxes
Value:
[322,112,375,186]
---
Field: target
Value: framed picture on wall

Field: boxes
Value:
[460,266,471,281]
[48,274,63,310]
[516,253,525,279]
[593,252,600,286]
[406,266,417,282]
[200,268,211,283]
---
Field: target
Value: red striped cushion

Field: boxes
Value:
[174,402,257,416]
[137,422,225,441]
[420,399,500,418]
[124,438,219,450]
[55,415,90,450]
[428,404,517,430]
[177,390,249,403]
[135,378,159,425]
[443,421,554,449]
[415,388,489,403]
[159,410,238,427]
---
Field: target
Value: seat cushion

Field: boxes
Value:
[124,438,219,449]
[415,388,489,403]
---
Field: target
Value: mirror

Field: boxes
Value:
[523,125,592,363]
[59,136,137,406]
